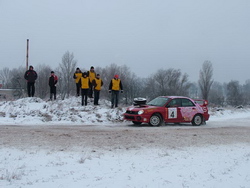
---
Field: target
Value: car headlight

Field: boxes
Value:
[138,110,144,115]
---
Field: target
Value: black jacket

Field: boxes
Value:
[49,75,58,87]
[24,70,38,83]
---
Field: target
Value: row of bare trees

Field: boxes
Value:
[0,51,249,107]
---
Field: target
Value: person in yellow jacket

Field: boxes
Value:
[109,74,123,108]
[73,67,82,96]
[87,66,96,98]
[92,74,103,105]
[78,72,91,106]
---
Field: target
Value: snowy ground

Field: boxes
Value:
[0,97,250,188]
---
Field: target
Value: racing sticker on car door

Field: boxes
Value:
[168,108,177,119]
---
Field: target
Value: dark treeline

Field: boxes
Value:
[1,51,250,107]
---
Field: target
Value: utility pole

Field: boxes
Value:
[26,39,29,70]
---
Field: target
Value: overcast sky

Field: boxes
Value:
[1,0,250,83]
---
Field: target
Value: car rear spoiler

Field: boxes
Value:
[194,99,208,106]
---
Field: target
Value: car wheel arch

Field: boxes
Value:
[192,113,204,126]
[149,113,163,126]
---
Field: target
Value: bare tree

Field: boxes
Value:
[36,64,52,99]
[209,81,225,106]
[226,80,243,106]
[93,63,146,105]
[143,76,158,99]
[198,61,214,100]
[242,79,250,105]
[0,67,12,88]
[59,51,77,99]
[10,66,26,98]
[145,68,191,99]
[125,75,146,104]
[188,82,199,99]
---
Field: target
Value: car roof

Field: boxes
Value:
[158,96,191,99]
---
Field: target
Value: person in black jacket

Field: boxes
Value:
[49,71,58,100]
[24,65,38,97]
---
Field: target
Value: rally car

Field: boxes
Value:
[123,96,209,126]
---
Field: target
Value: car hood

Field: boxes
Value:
[127,105,160,111]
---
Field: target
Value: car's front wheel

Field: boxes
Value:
[132,121,142,125]
[192,114,203,126]
[149,114,162,126]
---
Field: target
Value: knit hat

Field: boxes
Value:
[114,74,119,79]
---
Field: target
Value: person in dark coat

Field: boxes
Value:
[49,71,58,100]
[24,65,38,97]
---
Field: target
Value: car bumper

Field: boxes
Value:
[204,114,210,121]
[123,114,150,123]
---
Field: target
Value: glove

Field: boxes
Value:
[121,90,123,93]
[109,90,111,93]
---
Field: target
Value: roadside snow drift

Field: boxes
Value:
[0,97,124,125]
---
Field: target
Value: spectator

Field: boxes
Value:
[73,67,82,96]
[87,66,96,98]
[109,74,123,108]
[24,65,38,97]
[92,74,103,105]
[78,72,90,106]
[49,71,58,100]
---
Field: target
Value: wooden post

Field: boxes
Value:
[26,39,29,70]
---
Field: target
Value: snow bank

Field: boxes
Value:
[0,97,125,125]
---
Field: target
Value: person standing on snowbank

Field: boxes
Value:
[78,72,91,106]
[24,65,38,97]
[87,66,96,98]
[109,74,123,108]
[92,74,103,105]
[49,71,58,100]
[73,67,82,96]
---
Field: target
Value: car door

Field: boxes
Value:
[165,98,182,123]
[178,98,197,122]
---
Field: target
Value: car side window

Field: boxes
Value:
[167,98,181,107]
[181,98,195,107]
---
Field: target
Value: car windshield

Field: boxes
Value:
[147,97,169,106]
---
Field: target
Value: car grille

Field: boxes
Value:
[125,110,137,115]
[124,115,135,120]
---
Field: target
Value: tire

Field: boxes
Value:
[149,114,162,126]
[132,121,142,125]
[192,114,203,126]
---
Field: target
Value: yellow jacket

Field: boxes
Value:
[109,78,123,91]
[79,77,90,89]
[93,78,103,91]
[73,72,82,83]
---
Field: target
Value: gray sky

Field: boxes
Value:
[1,0,250,83]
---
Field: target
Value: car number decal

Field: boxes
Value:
[168,108,177,119]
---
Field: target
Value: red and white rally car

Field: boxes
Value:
[123,96,209,126]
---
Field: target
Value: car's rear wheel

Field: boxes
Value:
[149,114,162,126]
[132,121,142,125]
[192,114,203,126]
